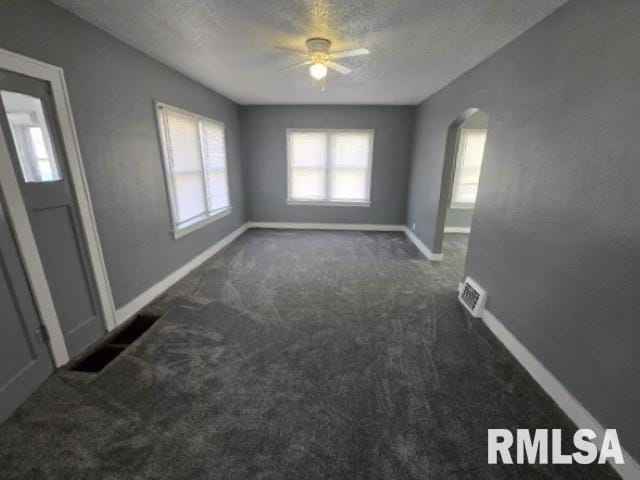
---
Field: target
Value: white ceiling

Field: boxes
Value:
[52,0,567,105]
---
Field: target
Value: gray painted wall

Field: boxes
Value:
[444,111,488,231]
[240,106,414,225]
[406,0,640,459]
[0,0,245,309]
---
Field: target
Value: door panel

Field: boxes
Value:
[0,69,105,358]
[31,205,102,355]
[0,198,53,424]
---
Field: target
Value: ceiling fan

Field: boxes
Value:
[278,38,369,91]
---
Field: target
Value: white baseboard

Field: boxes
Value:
[247,223,444,263]
[481,308,639,479]
[403,227,443,261]
[115,223,249,324]
[247,221,405,232]
[444,226,471,234]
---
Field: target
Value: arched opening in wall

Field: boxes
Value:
[436,108,489,276]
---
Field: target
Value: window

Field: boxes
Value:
[451,128,487,207]
[156,103,230,237]
[287,129,373,206]
[1,90,61,183]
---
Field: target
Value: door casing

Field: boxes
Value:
[0,48,116,366]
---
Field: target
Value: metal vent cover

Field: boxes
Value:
[458,277,487,318]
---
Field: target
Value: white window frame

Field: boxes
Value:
[286,128,374,207]
[450,128,486,210]
[155,101,231,239]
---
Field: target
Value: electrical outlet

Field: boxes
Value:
[412,222,416,231]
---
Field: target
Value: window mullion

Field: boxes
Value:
[197,120,210,214]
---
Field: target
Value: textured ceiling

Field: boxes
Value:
[51,0,567,105]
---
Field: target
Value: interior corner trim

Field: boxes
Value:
[403,227,443,261]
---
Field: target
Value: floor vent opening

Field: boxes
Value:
[110,314,160,346]
[70,345,125,373]
[458,277,487,318]
[69,313,160,373]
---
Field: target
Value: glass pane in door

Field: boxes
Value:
[0,90,61,182]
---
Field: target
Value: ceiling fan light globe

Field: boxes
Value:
[309,63,328,80]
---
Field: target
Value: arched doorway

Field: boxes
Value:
[435,108,489,275]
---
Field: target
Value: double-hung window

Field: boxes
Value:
[287,129,374,206]
[451,128,487,208]
[156,103,230,237]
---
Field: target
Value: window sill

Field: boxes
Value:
[173,207,231,239]
[287,200,371,208]
[450,203,475,210]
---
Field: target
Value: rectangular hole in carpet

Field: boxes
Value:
[110,314,160,346]
[69,313,160,373]
[69,345,125,373]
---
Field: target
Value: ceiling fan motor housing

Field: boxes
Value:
[306,38,332,54]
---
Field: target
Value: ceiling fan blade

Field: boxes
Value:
[280,60,312,72]
[325,61,352,75]
[276,46,310,57]
[330,47,370,59]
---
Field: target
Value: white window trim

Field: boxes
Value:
[155,101,231,239]
[450,128,486,210]
[172,206,231,239]
[286,128,374,207]
[450,203,475,210]
[286,200,371,207]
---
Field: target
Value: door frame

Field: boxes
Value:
[0,48,116,366]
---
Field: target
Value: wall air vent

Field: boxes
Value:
[458,277,487,318]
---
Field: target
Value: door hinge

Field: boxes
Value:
[35,325,50,344]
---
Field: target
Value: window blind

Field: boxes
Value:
[158,105,230,231]
[289,131,328,201]
[201,120,230,212]
[163,108,207,224]
[330,132,370,201]
[451,129,487,206]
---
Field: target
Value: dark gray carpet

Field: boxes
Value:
[0,229,619,479]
